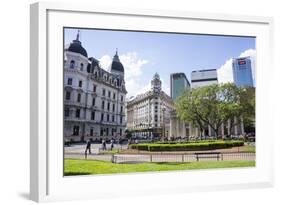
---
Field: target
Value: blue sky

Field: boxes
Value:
[64,28,255,98]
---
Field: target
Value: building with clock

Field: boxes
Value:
[126,73,174,139]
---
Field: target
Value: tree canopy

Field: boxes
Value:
[175,83,255,137]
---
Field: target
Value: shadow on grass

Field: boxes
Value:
[64,172,92,176]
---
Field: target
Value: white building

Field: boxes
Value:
[126,73,174,139]
[64,31,127,142]
[191,69,218,88]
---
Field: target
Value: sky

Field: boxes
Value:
[64,28,256,98]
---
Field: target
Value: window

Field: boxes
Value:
[93,85,96,92]
[108,91,111,98]
[112,115,115,122]
[107,102,110,111]
[120,106,123,113]
[70,60,75,69]
[100,128,103,136]
[64,108,69,117]
[90,128,93,136]
[107,114,110,122]
[92,98,96,106]
[112,104,115,112]
[80,63,84,71]
[120,116,123,124]
[65,91,71,100]
[113,93,116,100]
[101,113,104,121]
[106,128,109,136]
[102,101,105,110]
[91,111,95,120]
[102,89,106,96]
[75,109,80,118]
[79,80,82,87]
[73,126,79,135]
[120,129,122,136]
[67,78,72,85]
[121,95,124,102]
[77,93,81,102]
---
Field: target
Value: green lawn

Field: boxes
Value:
[242,145,256,153]
[64,159,255,176]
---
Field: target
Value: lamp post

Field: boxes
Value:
[162,107,166,141]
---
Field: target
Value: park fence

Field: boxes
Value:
[111,152,255,164]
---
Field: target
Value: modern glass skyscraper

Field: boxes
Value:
[170,73,190,101]
[232,57,254,87]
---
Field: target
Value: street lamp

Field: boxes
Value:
[162,107,166,141]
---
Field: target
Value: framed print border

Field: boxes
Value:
[30,2,274,202]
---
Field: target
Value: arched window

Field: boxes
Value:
[70,60,75,69]
[80,63,84,71]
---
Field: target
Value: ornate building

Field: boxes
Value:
[126,73,174,139]
[64,31,127,142]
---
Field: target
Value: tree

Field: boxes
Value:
[175,83,255,138]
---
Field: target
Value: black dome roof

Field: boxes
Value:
[111,61,124,72]
[111,51,124,73]
[67,39,88,57]
[66,31,88,57]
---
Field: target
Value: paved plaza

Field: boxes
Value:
[64,143,255,163]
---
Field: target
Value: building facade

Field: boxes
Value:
[191,69,218,88]
[169,73,191,138]
[126,73,174,139]
[64,32,127,142]
[232,57,254,87]
[170,73,190,101]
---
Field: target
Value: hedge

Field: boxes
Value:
[130,141,244,152]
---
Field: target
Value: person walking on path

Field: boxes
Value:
[110,139,114,151]
[85,140,91,159]
[102,139,106,150]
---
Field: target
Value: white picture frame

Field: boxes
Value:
[30,2,274,202]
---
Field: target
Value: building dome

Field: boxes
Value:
[66,31,88,58]
[110,50,124,73]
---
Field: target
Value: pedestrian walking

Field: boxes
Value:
[102,139,106,150]
[85,139,91,158]
[110,139,114,150]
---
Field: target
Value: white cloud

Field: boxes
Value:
[120,52,148,79]
[99,52,149,98]
[217,49,256,85]
[217,58,234,84]
[99,55,112,71]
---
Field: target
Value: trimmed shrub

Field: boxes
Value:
[130,140,244,152]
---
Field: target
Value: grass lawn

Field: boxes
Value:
[64,159,255,176]
[241,145,256,153]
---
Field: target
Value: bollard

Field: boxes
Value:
[150,155,152,162]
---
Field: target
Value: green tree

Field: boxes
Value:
[175,83,255,138]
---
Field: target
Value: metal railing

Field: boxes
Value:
[111,152,255,164]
